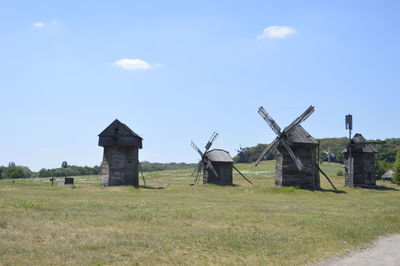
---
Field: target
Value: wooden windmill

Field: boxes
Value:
[98,119,144,187]
[255,106,336,190]
[191,132,252,186]
[343,115,383,187]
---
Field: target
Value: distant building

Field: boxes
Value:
[237,148,250,163]
[323,151,337,162]
[98,119,143,187]
[381,169,394,181]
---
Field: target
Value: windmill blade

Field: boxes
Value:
[279,138,304,171]
[194,164,202,184]
[258,106,282,136]
[191,141,204,157]
[197,161,204,174]
[255,138,279,166]
[193,161,203,184]
[205,132,219,152]
[284,105,315,133]
[205,159,218,177]
[232,165,253,184]
[191,161,202,177]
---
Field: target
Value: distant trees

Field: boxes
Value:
[38,165,100,178]
[1,165,32,179]
[139,161,196,172]
[392,150,400,184]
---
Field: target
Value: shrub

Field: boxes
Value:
[336,169,344,176]
[3,166,32,179]
[393,150,400,185]
[20,201,40,209]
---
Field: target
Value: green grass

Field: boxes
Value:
[0,161,399,265]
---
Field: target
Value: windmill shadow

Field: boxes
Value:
[364,185,399,191]
[139,185,165,190]
[316,188,347,194]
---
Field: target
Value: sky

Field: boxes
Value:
[1,0,400,171]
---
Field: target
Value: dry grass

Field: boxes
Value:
[0,161,399,265]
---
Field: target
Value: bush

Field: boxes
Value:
[336,169,344,176]
[3,166,32,179]
[393,150,400,185]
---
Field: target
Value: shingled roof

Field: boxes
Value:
[286,125,318,145]
[350,133,378,153]
[98,119,142,139]
[205,149,233,163]
[381,169,394,180]
[98,119,143,148]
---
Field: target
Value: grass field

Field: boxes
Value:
[0,161,399,265]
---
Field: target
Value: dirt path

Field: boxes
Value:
[317,234,400,266]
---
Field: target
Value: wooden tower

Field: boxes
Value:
[98,119,143,187]
[343,133,377,187]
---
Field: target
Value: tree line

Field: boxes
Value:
[0,161,101,179]
[0,161,196,179]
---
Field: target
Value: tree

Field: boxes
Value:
[3,166,32,179]
[392,149,400,184]
[61,161,68,168]
[8,162,15,167]
[0,166,4,179]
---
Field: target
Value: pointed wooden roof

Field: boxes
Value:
[98,119,142,139]
[98,119,143,148]
[342,133,378,154]
[351,133,378,153]
[286,125,318,145]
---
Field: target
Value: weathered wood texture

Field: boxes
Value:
[98,119,142,187]
[203,162,233,186]
[275,143,320,189]
[101,146,139,186]
[343,133,377,187]
[344,152,376,187]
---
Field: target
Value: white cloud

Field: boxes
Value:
[257,26,296,39]
[154,63,165,68]
[32,21,45,28]
[113,58,164,70]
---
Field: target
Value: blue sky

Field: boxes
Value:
[1,1,399,171]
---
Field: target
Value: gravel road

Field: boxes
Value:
[317,234,400,266]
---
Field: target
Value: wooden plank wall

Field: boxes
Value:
[276,143,320,189]
[345,152,376,187]
[203,162,233,186]
[100,146,139,186]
